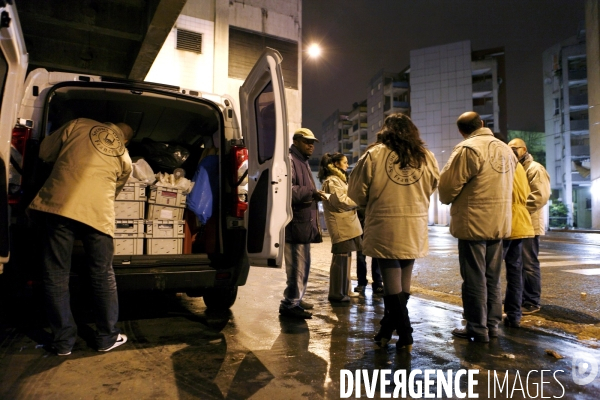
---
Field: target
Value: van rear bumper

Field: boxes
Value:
[114,265,217,292]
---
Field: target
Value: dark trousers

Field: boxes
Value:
[521,236,541,307]
[42,213,120,352]
[503,239,523,324]
[458,239,503,336]
[356,251,383,288]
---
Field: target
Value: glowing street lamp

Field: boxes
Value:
[307,43,322,58]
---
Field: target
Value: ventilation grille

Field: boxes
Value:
[176,29,202,54]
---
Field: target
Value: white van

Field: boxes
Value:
[0,3,292,310]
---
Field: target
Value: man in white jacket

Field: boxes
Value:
[439,112,515,343]
[29,118,133,355]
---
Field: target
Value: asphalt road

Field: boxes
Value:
[0,226,599,399]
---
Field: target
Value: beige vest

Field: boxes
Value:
[29,118,132,237]
[439,128,515,240]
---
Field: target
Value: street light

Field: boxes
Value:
[307,43,321,58]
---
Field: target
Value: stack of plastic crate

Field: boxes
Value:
[113,182,147,255]
[145,185,187,254]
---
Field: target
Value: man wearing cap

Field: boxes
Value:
[280,128,324,318]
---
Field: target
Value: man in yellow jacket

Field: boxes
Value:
[29,118,133,355]
[502,162,535,328]
[507,138,551,315]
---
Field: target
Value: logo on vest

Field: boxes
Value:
[385,152,423,185]
[89,125,125,157]
[488,141,511,173]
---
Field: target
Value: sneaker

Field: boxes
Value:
[57,350,71,356]
[373,286,384,295]
[279,305,312,319]
[98,334,128,352]
[521,305,540,315]
[488,328,499,338]
[503,316,521,328]
[353,285,365,292]
[299,300,314,310]
[451,328,489,343]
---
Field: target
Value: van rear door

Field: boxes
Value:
[239,48,292,267]
[0,2,28,266]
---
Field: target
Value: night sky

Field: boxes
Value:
[302,0,586,143]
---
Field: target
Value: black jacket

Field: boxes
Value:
[285,145,321,244]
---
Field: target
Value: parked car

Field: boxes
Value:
[0,2,292,310]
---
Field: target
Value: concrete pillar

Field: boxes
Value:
[213,0,229,96]
[586,0,600,229]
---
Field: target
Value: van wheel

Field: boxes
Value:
[203,286,238,310]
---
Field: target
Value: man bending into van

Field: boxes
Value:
[28,118,133,355]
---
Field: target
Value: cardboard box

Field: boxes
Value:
[148,186,187,207]
[115,200,145,219]
[145,220,185,238]
[114,238,144,255]
[116,182,148,201]
[145,238,183,255]
[115,219,144,236]
[146,203,184,220]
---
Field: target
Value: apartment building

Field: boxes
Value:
[543,28,590,228]
[409,40,506,168]
[145,0,303,135]
[321,109,352,157]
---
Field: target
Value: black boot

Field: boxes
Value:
[394,292,413,352]
[374,295,395,347]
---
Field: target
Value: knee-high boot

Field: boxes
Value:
[395,292,413,352]
[374,294,395,347]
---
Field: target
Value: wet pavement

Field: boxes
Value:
[1,227,600,399]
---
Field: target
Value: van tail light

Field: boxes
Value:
[231,145,248,218]
[9,126,32,205]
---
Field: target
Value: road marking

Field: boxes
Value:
[563,268,600,276]
[542,260,600,268]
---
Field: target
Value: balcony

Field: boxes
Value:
[352,122,368,132]
[348,106,367,121]
[384,81,409,96]
[570,94,588,106]
[571,145,589,157]
[473,104,493,117]
[384,101,410,115]
[568,69,587,81]
[472,80,493,93]
[570,119,589,132]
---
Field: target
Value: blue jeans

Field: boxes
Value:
[503,239,523,324]
[42,213,120,352]
[356,251,383,288]
[458,239,503,336]
[282,243,311,308]
[521,236,541,307]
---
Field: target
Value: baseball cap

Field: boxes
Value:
[293,128,319,142]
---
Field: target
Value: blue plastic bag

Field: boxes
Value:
[186,155,219,225]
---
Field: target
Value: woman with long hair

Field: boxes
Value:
[318,152,363,302]
[348,113,439,352]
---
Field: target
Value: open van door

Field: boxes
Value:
[240,48,292,267]
[0,2,28,267]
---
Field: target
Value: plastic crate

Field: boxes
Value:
[115,200,145,219]
[146,203,184,220]
[145,238,183,255]
[115,219,144,236]
[145,220,185,238]
[148,186,187,207]
[116,182,148,201]
[114,238,144,255]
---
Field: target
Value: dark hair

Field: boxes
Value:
[378,113,427,168]
[456,112,482,135]
[318,152,346,183]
